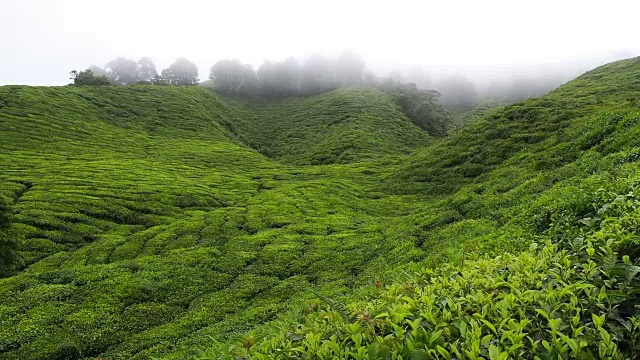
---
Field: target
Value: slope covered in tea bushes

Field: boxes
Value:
[1,58,640,360]
[209,58,640,359]
[221,87,431,165]
[0,85,432,359]
[217,177,640,359]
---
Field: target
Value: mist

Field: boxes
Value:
[2,0,639,106]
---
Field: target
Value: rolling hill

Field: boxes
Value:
[224,57,640,359]
[1,58,639,359]
[222,87,430,165]
[0,85,431,359]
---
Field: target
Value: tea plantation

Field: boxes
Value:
[1,58,640,359]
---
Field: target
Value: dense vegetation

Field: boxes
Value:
[74,52,575,116]
[76,57,199,86]
[217,183,640,359]
[208,52,365,98]
[222,87,431,163]
[0,57,639,359]
[76,54,454,136]
[0,84,433,359]
[0,197,17,277]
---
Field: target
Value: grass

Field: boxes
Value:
[0,57,639,359]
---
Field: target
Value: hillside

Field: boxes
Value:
[0,86,432,359]
[207,57,640,358]
[1,58,640,360]
[222,87,430,165]
[396,57,640,195]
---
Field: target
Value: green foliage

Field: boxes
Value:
[1,57,640,359]
[396,57,640,196]
[209,59,258,96]
[383,83,452,136]
[105,57,140,85]
[0,197,18,277]
[69,69,111,86]
[218,185,640,359]
[206,57,640,358]
[137,57,159,84]
[161,58,199,86]
[222,87,431,165]
[0,84,431,359]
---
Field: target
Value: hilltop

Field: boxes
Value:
[0,58,639,359]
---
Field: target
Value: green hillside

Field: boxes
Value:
[396,57,640,195]
[222,87,430,165]
[0,85,432,359]
[217,57,640,359]
[207,58,640,358]
[1,58,640,360]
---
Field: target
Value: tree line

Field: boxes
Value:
[207,51,365,97]
[70,51,366,96]
[69,52,453,136]
[70,57,199,86]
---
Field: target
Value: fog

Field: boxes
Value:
[2,0,639,104]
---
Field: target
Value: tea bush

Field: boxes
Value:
[214,183,640,359]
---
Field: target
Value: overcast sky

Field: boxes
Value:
[1,0,639,86]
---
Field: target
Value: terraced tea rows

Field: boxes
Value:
[1,58,640,359]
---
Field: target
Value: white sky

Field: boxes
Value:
[1,0,639,85]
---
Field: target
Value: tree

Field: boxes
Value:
[385,83,452,137]
[161,58,199,86]
[238,64,259,95]
[69,69,110,86]
[257,58,300,97]
[105,57,139,85]
[136,57,158,84]
[88,65,108,78]
[299,55,336,95]
[150,74,168,85]
[0,197,18,277]
[209,59,257,95]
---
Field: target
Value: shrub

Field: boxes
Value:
[217,186,640,359]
